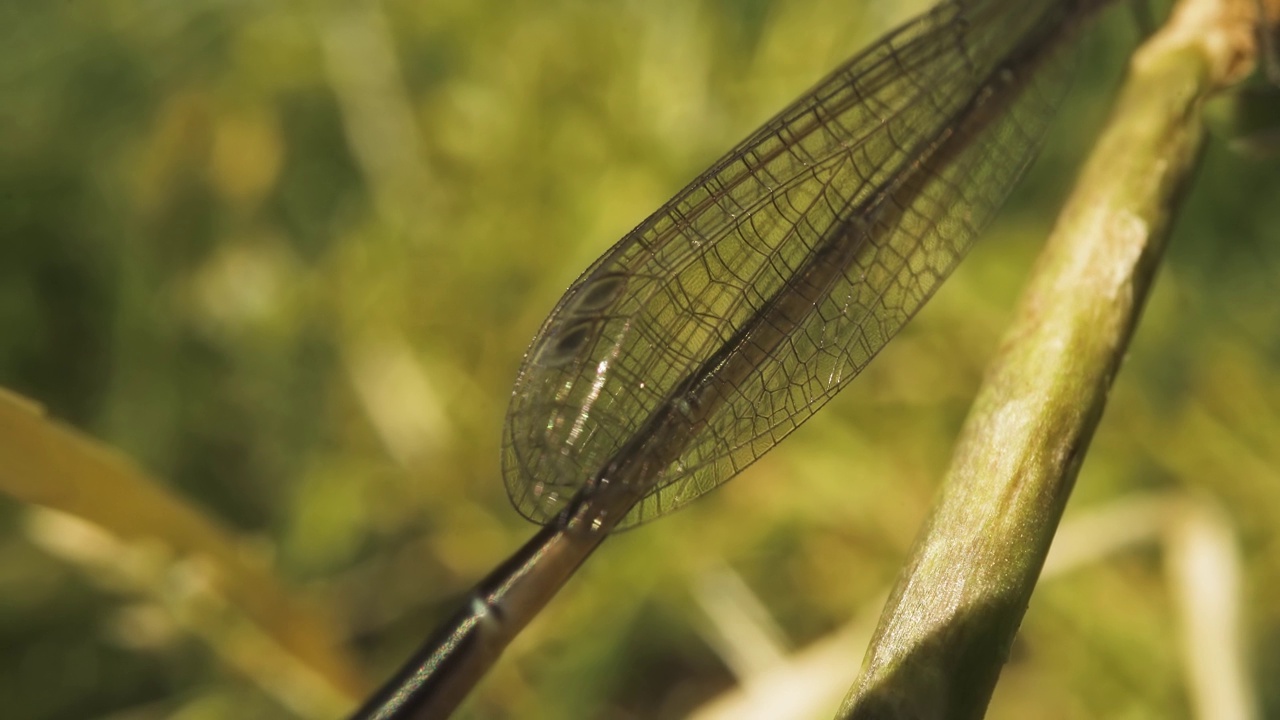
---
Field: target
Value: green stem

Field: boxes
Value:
[837,0,1261,717]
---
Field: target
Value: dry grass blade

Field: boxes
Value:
[0,388,368,716]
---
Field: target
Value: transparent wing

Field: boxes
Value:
[503,0,1091,527]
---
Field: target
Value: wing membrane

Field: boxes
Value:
[503,0,1096,526]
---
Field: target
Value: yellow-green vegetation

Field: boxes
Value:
[0,1,1276,719]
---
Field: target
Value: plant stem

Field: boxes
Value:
[837,0,1262,717]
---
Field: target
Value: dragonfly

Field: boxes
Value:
[351,0,1126,717]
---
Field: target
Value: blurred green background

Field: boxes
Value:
[1,0,1278,718]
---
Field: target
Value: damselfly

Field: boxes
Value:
[352,0,1126,717]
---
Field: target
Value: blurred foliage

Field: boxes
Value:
[0,1,1277,719]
